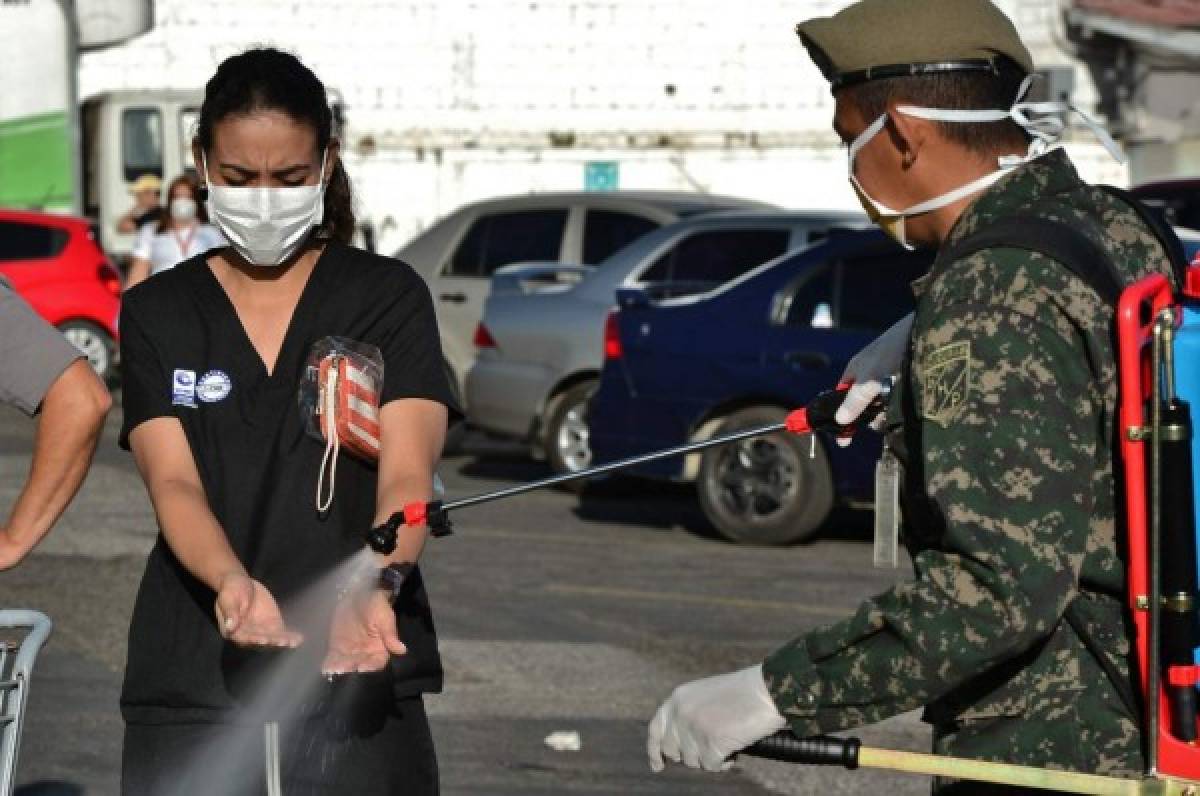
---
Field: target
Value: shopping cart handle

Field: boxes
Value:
[742,732,861,768]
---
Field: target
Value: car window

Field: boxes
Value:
[583,210,659,264]
[180,108,201,160]
[0,221,69,262]
[122,107,164,182]
[446,209,568,277]
[779,248,932,331]
[838,251,933,332]
[640,228,792,289]
[781,262,837,328]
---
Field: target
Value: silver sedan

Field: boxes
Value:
[466,209,866,475]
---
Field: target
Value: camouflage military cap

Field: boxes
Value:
[795,0,1035,91]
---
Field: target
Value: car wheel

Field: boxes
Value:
[697,406,833,545]
[59,320,116,385]
[544,380,597,480]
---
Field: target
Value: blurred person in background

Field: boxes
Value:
[125,174,225,289]
[115,174,163,236]
[0,278,111,569]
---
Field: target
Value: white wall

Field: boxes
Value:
[79,0,1129,252]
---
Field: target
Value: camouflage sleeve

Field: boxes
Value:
[762,300,1099,736]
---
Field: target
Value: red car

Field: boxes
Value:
[0,209,121,383]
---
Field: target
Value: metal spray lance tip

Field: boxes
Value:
[365,519,398,555]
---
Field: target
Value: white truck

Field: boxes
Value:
[0,1,202,259]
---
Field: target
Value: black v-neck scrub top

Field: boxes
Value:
[118,242,460,725]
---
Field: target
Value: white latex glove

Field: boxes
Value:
[834,312,914,446]
[647,664,787,773]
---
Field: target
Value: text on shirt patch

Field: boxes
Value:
[922,341,971,425]
[197,370,233,403]
[172,369,197,408]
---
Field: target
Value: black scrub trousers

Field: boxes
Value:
[117,242,458,795]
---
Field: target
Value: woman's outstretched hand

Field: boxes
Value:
[214,573,303,648]
[322,589,407,675]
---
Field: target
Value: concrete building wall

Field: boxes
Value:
[79,0,1129,253]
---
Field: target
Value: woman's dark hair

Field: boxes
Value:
[156,173,208,233]
[841,56,1032,156]
[196,47,355,243]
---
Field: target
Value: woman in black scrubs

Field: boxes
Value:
[119,48,455,795]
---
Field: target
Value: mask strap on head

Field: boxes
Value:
[846,110,1007,218]
[902,167,1013,217]
[848,113,889,164]
[316,361,339,513]
[896,74,1126,168]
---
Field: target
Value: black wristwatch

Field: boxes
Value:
[378,562,414,603]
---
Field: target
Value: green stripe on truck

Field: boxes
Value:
[0,111,73,211]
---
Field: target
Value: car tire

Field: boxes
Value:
[543,380,597,483]
[697,406,833,545]
[59,320,116,386]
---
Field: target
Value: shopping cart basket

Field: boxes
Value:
[0,611,52,796]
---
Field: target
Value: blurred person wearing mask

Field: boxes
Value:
[125,174,225,289]
[118,48,458,795]
[647,0,1184,790]
[116,174,164,236]
[0,279,111,568]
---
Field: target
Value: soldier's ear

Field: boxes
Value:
[884,103,929,171]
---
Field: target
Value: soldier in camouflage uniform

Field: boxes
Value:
[647,1,1179,791]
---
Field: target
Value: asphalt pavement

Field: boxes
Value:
[0,401,929,795]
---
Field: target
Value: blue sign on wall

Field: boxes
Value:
[585,161,619,192]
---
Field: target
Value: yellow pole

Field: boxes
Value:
[857,747,1191,796]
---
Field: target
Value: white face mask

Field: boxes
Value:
[201,149,328,267]
[169,197,197,223]
[848,75,1125,251]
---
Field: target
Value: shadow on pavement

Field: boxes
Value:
[819,507,874,543]
[15,782,84,796]
[454,455,551,484]
[572,478,719,538]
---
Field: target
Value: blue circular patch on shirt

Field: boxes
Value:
[196,370,233,403]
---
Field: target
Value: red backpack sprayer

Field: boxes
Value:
[355,261,1200,793]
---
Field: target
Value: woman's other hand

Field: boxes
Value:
[322,590,407,675]
[214,573,303,648]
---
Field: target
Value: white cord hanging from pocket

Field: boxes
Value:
[300,338,385,514]
[316,360,341,513]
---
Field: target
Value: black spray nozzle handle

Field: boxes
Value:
[787,380,892,437]
[365,500,454,555]
[743,732,861,769]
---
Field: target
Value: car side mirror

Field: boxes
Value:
[811,302,834,329]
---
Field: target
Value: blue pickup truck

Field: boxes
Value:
[588,229,933,545]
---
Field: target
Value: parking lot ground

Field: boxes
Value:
[0,405,929,795]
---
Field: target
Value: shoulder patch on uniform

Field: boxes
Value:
[922,341,971,423]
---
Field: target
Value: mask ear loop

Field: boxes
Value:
[847,114,902,217]
[316,358,340,513]
[896,74,1126,168]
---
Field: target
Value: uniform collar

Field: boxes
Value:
[909,148,1083,300]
